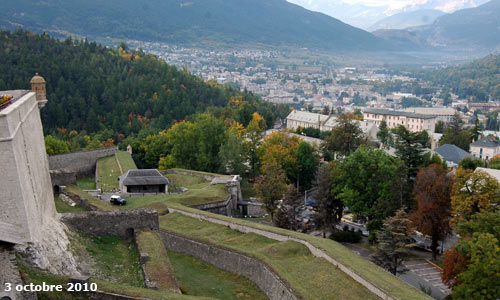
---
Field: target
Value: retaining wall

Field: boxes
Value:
[189,197,234,217]
[0,242,37,300]
[60,209,159,238]
[73,290,147,300]
[48,147,118,178]
[167,208,400,300]
[160,231,299,300]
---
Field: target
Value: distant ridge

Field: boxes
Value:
[0,0,391,51]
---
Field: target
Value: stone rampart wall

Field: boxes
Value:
[189,197,233,216]
[160,231,299,300]
[60,209,158,238]
[48,147,117,178]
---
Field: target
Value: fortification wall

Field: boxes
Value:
[190,197,234,216]
[160,231,299,300]
[168,208,401,300]
[48,147,117,178]
[50,169,77,188]
[0,92,56,245]
[60,209,159,238]
[0,242,38,300]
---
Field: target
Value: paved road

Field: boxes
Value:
[341,243,448,300]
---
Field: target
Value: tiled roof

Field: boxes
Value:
[434,144,473,164]
[470,137,500,148]
[120,169,170,186]
[286,110,329,123]
[363,108,436,119]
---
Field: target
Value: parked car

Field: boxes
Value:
[110,195,126,205]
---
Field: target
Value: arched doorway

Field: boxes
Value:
[53,185,61,195]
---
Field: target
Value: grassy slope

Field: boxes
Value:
[54,196,87,213]
[168,168,232,178]
[135,230,179,292]
[65,185,116,211]
[97,155,121,191]
[168,250,267,300]
[165,174,206,187]
[77,177,97,190]
[161,213,380,300]
[163,203,432,300]
[118,183,228,208]
[77,235,144,287]
[116,151,137,173]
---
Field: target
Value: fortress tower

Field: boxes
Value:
[0,75,55,245]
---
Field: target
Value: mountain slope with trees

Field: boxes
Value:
[0,0,391,51]
[0,30,279,136]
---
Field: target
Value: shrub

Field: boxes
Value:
[330,230,362,243]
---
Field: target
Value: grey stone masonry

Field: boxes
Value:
[0,242,37,300]
[161,231,299,300]
[48,147,117,178]
[60,209,159,238]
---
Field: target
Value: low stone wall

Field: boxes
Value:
[48,147,118,178]
[60,209,159,238]
[63,190,99,211]
[160,231,299,300]
[73,290,146,300]
[190,197,234,217]
[168,208,400,300]
[162,169,220,181]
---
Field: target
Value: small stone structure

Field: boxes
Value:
[60,209,159,238]
[49,169,77,192]
[161,231,299,300]
[119,169,169,194]
[48,147,118,179]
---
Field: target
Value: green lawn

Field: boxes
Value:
[117,183,228,209]
[165,174,206,187]
[136,230,179,292]
[97,155,121,191]
[77,177,96,190]
[116,151,137,173]
[161,213,380,300]
[168,250,267,300]
[54,196,87,213]
[161,204,432,300]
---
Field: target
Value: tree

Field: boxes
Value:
[254,162,288,221]
[324,113,365,158]
[44,135,70,155]
[296,142,318,191]
[334,145,405,231]
[439,113,472,151]
[411,164,453,260]
[259,131,301,184]
[451,168,500,224]
[452,233,500,300]
[245,112,266,176]
[219,128,248,176]
[391,125,428,209]
[315,163,343,237]
[487,156,500,170]
[376,120,392,149]
[471,118,482,142]
[372,209,415,275]
[280,185,303,230]
[458,156,484,170]
[435,120,445,134]
[442,246,469,289]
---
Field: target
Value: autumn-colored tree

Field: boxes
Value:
[451,168,500,225]
[372,209,415,275]
[442,246,469,289]
[411,164,453,260]
[254,161,288,221]
[259,131,301,183]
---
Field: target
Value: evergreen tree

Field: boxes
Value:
[372,209,415,275]
[315,163,343,237]
[296,142,318,191]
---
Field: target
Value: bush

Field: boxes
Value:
[330,230,362,243]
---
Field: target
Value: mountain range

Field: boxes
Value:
[374,0,500,53]
[368,9,445,31]
[0,0,390,52]
[287,0,489,29]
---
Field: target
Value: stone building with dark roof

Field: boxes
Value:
[470,136,500,161]
[119,169,169,194]
[434,144,473,167]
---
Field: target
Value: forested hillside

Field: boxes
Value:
[421,53,500,102]
[0,0,390,51]
[0,30,279,136]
